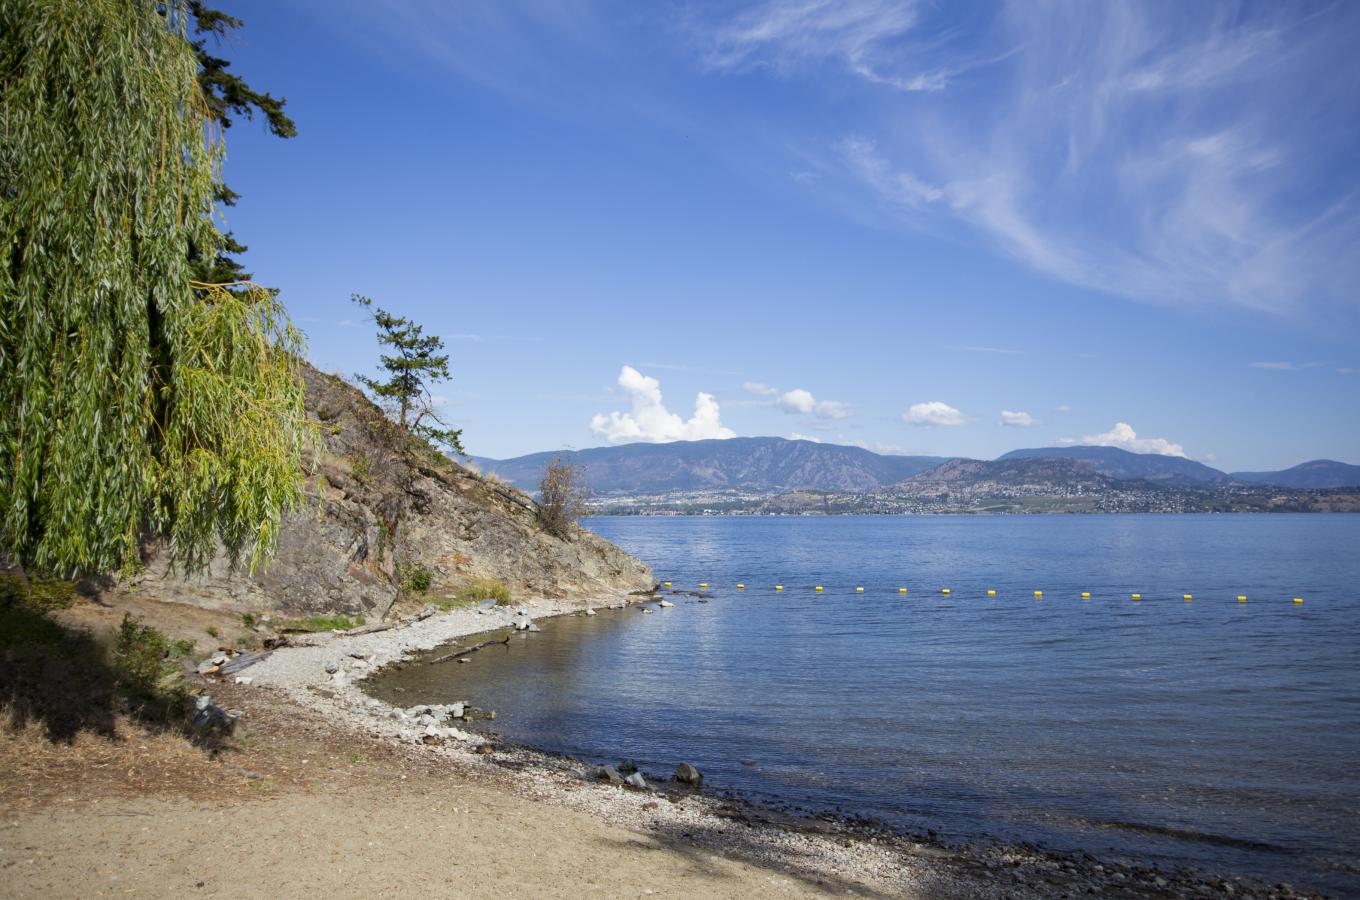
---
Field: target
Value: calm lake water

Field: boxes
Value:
[374,515,1360,894]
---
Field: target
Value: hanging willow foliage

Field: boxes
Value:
[0,0,307,577]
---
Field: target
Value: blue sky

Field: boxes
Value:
[216,1,1358,471]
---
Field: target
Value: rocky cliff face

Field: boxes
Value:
[124,367,653,617]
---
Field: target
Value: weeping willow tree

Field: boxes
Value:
[0,0,308,577]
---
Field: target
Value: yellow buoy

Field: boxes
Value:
[1081,592,1091,599]
[1183,594,1193,601]
[1131,593,1142,600]
[699,582,708,588]
[775,585,783,591]
[1293,597,1304,604]
[855,586,864,593]
[898,587,908,593]
[736,583,745,590]
[1034,590,1043,599]
[815,585,823,592]
[1237,595,1247,603]
[941,588,951,595]
[663,581,672,587]
[986,589,996,597]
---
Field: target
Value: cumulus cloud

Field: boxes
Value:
[1079,422,1186,457]
[590,366,735,443]
[746,380,850,418]
[999,409,1040,427]
[902,401,967,427]
[778,388,850,419]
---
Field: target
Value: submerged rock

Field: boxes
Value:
[674,762,702,785]
[585,608,596,616]
[617,759,639,774]
[658,600,674,608]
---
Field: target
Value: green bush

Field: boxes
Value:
[399,564,433,594]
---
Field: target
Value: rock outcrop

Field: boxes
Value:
[123,366,653,617]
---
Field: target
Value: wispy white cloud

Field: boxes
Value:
[590,366,735,443]
[999,409,1040,427]
[954,345,1022,355]
[701,0,949,92]
[902,401,967,427]
[1076,422,1186,457]
[789,432,823,443]
[743,3,1360,318]
[1055,404,1072,413]
[742,381,779,396]
[1250,361,1296,370]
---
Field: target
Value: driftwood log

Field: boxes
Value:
[341,604,438,637]
[430,634,511,665]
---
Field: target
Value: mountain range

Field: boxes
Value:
[470,438,1360,496]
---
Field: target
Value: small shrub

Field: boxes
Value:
[399,564,433,594]
[350,453,372,483]
[0,572,78,610]
[537,458,588,538]
[241,612,258,628]
[437,576,511,609]
[113,614,192,707]
[235,632,261,650]
[206,625,220,640]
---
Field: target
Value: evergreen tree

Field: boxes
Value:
[352,296,466,456]
[0,0,308,577]
[184,1,297,285]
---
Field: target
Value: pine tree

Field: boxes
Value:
[352,295,466,456]
[184,2,297,285]
[0,0,308,577]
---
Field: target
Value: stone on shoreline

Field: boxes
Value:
[674,763,702,785]
[597,765,625,785]
[624,772,649,791]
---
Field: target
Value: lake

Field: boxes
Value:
[373,515,1360,894]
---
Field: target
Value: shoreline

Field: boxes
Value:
[239,596,1316,899]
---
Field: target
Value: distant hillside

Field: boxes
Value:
[998,445,1231,485]
[896,456,1115,491]
[470,437,948,495]
[1232,459,1360,489]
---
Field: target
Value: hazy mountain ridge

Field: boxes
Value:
[470,437,948,495]
[996,446,1232,485]
[1231,459,1360,489]
[471,437,1359,498]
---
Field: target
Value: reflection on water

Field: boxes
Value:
[369,515,1360,895]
